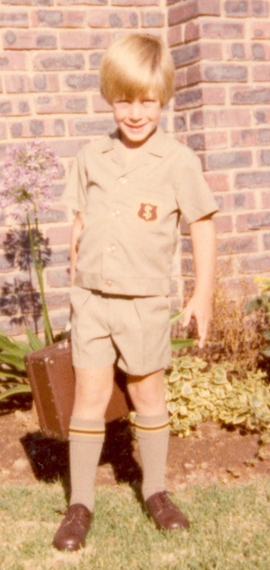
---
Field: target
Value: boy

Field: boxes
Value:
[53,33,218,551]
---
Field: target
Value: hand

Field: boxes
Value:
[182,295,213,349]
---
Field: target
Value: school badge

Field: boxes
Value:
[138,202,158,222]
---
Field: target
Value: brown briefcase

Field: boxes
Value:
[24,339,131,441]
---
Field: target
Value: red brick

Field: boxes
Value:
[197,0,221,15]
[5,73,59,93]
[191,108,252,128]
[200,42,223,60]
[3,30,58,50]
[225,42,247,60]
[89,51,103,70]
[112,0,159,6]
[202,86,226,105]
[186,63,201,85]
[258,149,270,166]
[88,8,139,27]
[221,191,256,210]
[236,212,270,231]
[184,21,199,43]
[171,42,200,68]
[239,254,270,274]
[224,1,248,17]
[168,0,198,26]
[254,108,270,124]
[205,150,252,171]
[175,86,203,110]
[204,172,230,192]
[231,129,258,147]
[3,0,53,4]
[251,42,270,60]
[46,225,72,245]
[217,235,258,255]
[173,113,187,132]
[0,98,31,116]
[68,117,115,136]
[264,234,270,250]
[60,30,112,50]
[141,10,165,27]
[0,10,29,26]
[200,20,245,39]
[0,51,27,70]
[33,52,86,71]
[174,67,187,89]
[214,215,233,233]
[251,20,270,39]
[63,73,99,91]
[9,117,69,138]
[204,131,228,149]
[35,94,88,114]
[262,190,270,208]
[235,170,270,189]
[168,24,183,47]
[253,64,270,81]
[92,93,112,113]
[57,0,106,4]
[202,63,248,82]
[32,9,86,27]
[251,0,270,17]
[0,123,7,139]
[231,86,270,104]
[46,267,70,288]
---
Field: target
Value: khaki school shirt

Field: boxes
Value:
[64,127,218,297]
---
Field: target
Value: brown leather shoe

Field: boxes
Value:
[53,503,93,551]
[145,491,190,530]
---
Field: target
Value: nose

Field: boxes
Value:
[128,100,143,121]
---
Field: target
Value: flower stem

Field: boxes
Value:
[26,213,54,345]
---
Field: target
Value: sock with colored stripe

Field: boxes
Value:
[134,412,170,501]
[69,417,105,512]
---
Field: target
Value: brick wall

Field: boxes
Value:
[0,0,269,338]
[168,0,270,296]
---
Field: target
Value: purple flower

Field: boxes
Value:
[0,140,60,219]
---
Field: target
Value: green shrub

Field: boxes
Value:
[165,356,269,437]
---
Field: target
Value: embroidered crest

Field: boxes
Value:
[138,202,158,222]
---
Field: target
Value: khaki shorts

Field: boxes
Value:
[70,286,172,376]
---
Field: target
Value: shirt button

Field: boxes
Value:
[106,280,112,287]
[119,177,127,185]
[112,210,121,217]
[108,245,116,253]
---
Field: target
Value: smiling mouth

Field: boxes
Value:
[126,124,147,130]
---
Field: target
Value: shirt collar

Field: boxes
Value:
[100,126,167,158]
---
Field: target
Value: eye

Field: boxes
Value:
[113,98,130,108]
[142,99,158,107]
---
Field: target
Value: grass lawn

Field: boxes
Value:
[1,479,270,570]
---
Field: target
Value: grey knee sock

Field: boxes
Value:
[134,412,170,501]
[69,417,105,512]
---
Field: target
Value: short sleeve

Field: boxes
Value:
[63,150,88,213]
[173,149,218,224]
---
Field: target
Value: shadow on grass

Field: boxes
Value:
[21,418,142,504]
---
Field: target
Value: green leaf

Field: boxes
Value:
[0,384,32,401]
[0,334,27,359]
[181,383,193,397]
[170,311,182,325]
[171,338,196,351]
[25,327,44,351]
[168,371,181,383]
[0,353,25,371]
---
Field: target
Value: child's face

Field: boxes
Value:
[112,93,161,148]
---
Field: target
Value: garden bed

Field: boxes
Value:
[1,401,270,491]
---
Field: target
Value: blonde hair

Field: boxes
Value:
[100,34,175,107]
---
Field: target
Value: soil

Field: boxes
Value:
[1,395,270,494]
